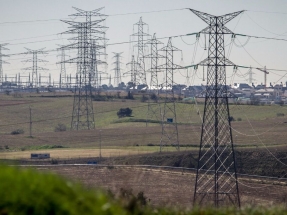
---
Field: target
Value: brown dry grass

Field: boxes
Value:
[0,148,152,159]
[32,165,287,208]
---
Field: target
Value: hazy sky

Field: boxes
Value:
[1,0,287,86]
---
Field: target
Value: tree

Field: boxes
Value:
[117,108,133,118]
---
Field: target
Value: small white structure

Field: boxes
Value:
[31,153,50,159]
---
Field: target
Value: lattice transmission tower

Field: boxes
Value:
[145,33,163,125]
[0,43,9,86]
[125,55,139,91]
[189,9,243,207]
[158,38,181,152]
[22,48,48,88]
[112,52,123,88]
[132,17,149,89]
[57,45,68,89]
[60,7,107,130]
[91,39,107,89]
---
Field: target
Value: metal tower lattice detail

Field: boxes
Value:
[132,17,149,88]
[57,45,68,88]
[91,39,106,89]
[61,7,107,130]
[112,52,123,87]
[0,43,9,86]
[22,48,48,88]
[158,38,181,152]
[145,33,163,125]
[125,55,139,90]
[189,9,243,207]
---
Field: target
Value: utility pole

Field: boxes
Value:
[112,52,123,88]
[0,43,9,87]
[145,33,163,126]
[189,9,243,207]
[29,106,32,137]
[22,48,48,88]
[99,129,102,160]
[60,7,107,130]
[158,38,181,152]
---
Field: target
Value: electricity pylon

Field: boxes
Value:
[112,52,123,88]
[189,9,243,207]
[22,48,48,88]
[145,33,163,126]
[125,55,139,90]
[91,39,107,89]
[57,45,68,89]
[158,38,181,152]
[132,17,149,89]
[60,7,107,130]
[0,43,9,86]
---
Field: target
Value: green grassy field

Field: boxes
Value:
[0,92,287,159]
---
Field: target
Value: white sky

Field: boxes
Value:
[1,0,287,86]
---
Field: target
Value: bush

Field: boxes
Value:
[54,123,67,132]
[277,113,285,117]
[11,129,24,135]
[117,108,133,118]
[140,94,148,102]
[150,93,158,102]
[125,91,134,100]
[229,116,235,122]
[237,117,242,121]
[0,165,124,215]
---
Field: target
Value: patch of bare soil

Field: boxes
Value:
[33,165,287,208]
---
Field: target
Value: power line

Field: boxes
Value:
[245,12,287,37]
[0,8,186,26]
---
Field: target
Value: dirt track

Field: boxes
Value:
[32,165,287,208]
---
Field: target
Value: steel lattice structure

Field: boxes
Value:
[91,39,106,89]
[22,48,48,88]
[125,55,139,90]
[0,43,9,86]
[57,45,68,88]
[158,38,181,152]
[189,9,244,207]
[145,33,163,125]
[132,17,149,89]
[112,52,123,87]
[60,7,107,130]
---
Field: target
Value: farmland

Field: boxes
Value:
[1,92,287,208]
[0,92,287,155]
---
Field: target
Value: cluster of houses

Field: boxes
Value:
[180,82,287,104]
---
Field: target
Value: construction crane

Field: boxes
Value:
[256,66,269,89]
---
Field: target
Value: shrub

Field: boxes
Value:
[51,159,58,165]
[11,129,24,135]
[229,116,235,122]
[140,94,148,102]
[237,117,242,121]
[125,91,134,100]
[117,108,133,118]
[54,123,67,132]
[150,93,158,102]
[0,165,124,215]
[277,113,285,117]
